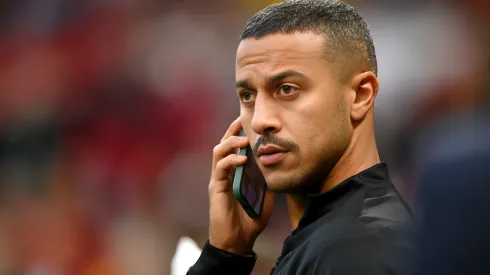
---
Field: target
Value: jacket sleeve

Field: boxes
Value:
[187,241,257,275]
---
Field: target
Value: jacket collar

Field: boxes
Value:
[296,162,391,231]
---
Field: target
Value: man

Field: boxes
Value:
[412,55,490,275]
[415,113,490,275]
[188,0,413,274]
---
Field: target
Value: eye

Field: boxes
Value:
[239,91,256,103]
[278,85,299,96]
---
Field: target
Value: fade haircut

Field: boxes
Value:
[240,0,377,80]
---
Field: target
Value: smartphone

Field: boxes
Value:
[232,130,267,219]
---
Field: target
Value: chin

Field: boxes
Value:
[264,170,305,194]
[265,183,292,193]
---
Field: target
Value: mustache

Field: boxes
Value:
[252,135,299,155]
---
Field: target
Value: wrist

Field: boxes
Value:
[209,239,255,256]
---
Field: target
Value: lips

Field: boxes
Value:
[257,145,288,166]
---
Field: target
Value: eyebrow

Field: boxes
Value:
[236,70,307,89]
[236,79,251,89]
[267,70,306,84]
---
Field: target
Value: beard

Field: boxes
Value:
[266,128,351,195]
[264,150,339,194]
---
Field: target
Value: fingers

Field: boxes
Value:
[209,154,248,194]
[214,154,247,181]
[212,136,249,166]
[221,117,243,143]
[209,117,249,192]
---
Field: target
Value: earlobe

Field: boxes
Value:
[350,72,379,121]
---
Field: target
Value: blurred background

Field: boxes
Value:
[0,0,488,274]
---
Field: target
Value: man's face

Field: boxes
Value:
[236,32,353,193]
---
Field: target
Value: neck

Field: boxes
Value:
[286,116,380,230]
[320,122,380,193]
[286,193,307,230]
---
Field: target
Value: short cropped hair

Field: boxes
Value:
[240,0,377,79]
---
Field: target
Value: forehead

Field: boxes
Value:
[236,32,327,80]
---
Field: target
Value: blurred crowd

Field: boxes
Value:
[0,0,488,274]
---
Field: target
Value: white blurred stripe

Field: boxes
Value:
[171,237,202,275]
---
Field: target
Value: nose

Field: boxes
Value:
[250,93,282,136]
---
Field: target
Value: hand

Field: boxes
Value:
[208,118,275,255]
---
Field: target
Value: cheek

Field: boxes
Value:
[291,104,335,143]
[240,110,253,131]
[289,99,346,159]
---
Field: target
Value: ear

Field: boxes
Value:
[349,71,379,121]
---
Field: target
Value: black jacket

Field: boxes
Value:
[188,163,414,275]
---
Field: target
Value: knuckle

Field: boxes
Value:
[216,158,226,170]
[208,182,215,195]
[212,144,221,155]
